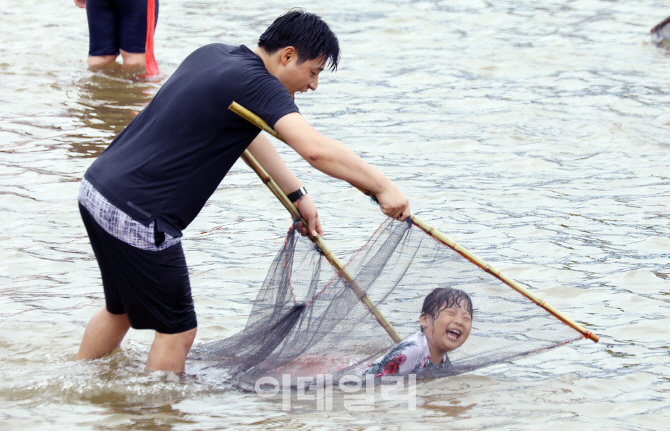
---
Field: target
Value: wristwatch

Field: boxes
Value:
[287,186,308,202]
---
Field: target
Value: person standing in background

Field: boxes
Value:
[74,0,159,74]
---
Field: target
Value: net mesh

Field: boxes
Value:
[191,218,585,386]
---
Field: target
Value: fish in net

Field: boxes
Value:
[191,217,593,388]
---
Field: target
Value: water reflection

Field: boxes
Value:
[101,402,188,431]
[67,65,162,158]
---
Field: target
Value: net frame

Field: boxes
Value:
[229,101,598,344]
[189,103,600,389]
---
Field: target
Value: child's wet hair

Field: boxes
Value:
[420,287,473,328]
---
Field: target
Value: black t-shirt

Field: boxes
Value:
[84,44,298,237]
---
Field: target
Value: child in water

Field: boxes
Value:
[366,287,473,377]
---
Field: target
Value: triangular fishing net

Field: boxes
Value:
[191,217,590,387]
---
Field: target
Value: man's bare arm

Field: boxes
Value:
[247,133,323,236]
[274,112,410,221]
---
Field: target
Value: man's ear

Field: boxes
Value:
[280,46,297,66]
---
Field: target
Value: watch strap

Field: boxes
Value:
[287,186,308,202]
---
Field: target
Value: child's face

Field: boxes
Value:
[421,301,472,355]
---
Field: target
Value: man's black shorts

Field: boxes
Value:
[80,203,197,334]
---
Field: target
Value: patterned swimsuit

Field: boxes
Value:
[366,331,451,377]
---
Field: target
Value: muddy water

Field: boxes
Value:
[1,0,669,429]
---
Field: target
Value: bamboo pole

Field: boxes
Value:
[229,101,598,344]
[238,145,402,343]
[347,184,599,344]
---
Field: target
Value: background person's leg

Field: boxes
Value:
[85,0,121,69]
[117,0,159,70]
[87,55,118,69]
[118,50,145,69]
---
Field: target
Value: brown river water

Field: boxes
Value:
[1,0,669,429]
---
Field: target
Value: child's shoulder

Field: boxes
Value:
[366,331,429,376]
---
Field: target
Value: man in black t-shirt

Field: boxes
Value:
[76,9,410,373]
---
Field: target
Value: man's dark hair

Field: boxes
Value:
[258,9,340,71]
[421,287,474,327]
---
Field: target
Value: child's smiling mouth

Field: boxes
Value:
[446,329,462,340]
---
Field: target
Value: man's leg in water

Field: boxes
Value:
[146,328,197,373]
[77,305,197,373]
[76,305,131,360]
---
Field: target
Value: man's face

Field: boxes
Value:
[277,55,325,100]
[421,301,472,355]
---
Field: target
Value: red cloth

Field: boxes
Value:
[145,0,159,75]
